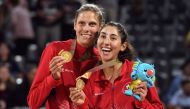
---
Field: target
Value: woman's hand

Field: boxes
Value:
[69,87,86,105]
[49,56,65,80]
[134,82,148,101]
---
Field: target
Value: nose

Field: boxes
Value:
[83,24,90,32]
[103,37,110,45]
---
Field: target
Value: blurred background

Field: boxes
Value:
[0,0,190,109]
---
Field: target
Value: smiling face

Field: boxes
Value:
[97,26,127,63]
[74,11,101,48]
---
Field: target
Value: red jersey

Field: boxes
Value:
[27,39,99,109]
[83,59,164,109]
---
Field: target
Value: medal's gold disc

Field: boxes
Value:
[76,78,85,90]
[58,50,72,62]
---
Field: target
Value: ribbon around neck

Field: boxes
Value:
[76,59,121,90]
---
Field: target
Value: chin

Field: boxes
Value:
[82,42,92,48]
[102,58,113,62]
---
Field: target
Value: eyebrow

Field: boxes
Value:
[100,32,106,35]
[100,31,118,37]
[110,34,118,37]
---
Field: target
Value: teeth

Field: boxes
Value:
[82,34,91,39]
[82,34,90,36]
[102,48,111,51]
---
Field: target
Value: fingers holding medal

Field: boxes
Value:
[49,50,72,80]
[58,50,72,63]
[49,56,65,80]
[50,50,72,72]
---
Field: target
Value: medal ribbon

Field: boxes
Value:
[77,59,120,80]
[76,59,121,90]
[70,39,76,57]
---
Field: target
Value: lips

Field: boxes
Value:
[81,34,92,39]
[101,47,111,55]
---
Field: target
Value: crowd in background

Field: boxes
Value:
[0,0,190,108]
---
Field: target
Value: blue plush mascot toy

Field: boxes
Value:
[124,59,156,101]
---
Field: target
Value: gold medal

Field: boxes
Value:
[58,50,72,62]
[76,78,85,90]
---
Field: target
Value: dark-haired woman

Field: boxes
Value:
[70,21,164,109]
